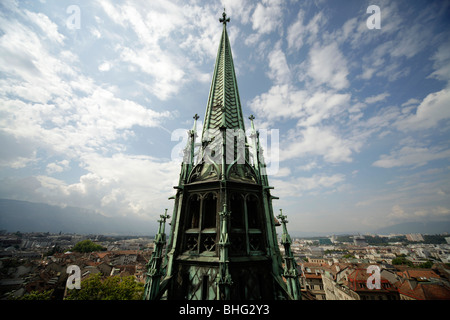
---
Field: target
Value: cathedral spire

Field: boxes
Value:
[143,10,300,301]
[202,9,245,137]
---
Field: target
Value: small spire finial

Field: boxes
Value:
[192,114,200,133]
[277,209,288,223]
[220,8,230,25]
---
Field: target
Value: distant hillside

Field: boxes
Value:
[290,221,450,238]
[0,199,157,235]
[374,220,450,235]
[1,199,448,237]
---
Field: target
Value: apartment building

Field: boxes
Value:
[322,264,399,300]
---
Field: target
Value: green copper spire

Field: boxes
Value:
[202,9,245,136]
[277,209,302,300]
[187,9,254,184]
[143,209,170,300]
[143,10,300,301]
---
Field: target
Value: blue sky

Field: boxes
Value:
[0,0,449,235]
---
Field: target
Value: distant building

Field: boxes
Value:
[406,234,424,242]
[309,247,324,256]
[322,265,399,300]
[415,248,431,259]
[318,238,332,245]
[300,263,328,300]
[353,235,367,246]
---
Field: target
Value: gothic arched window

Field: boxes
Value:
[246,194,260,229]
[187,194,201,229]
[202,193,217,229]
[230,193,245,229]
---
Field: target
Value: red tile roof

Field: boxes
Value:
[401,269,440,280]
[398,280,450,300]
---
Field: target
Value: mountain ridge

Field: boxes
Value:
[0,199,448,237]
[0,198,157,235]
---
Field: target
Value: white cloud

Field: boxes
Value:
[429,42,450,82]
[286,10,305,51]
[272,167,291,177]
[401,98,420,107]
[365,92,390,104]
[90,27,102,39]
[1,0,449,235]
[360,67,376,80]
[118,45,186,100]
[272,173,345,198]
[267,42,291,84]
[0,17,74,103]
[98,61,111,72]
[388,204,450,223]
[0,84,170,160]
[396,88,450,131]
[281,126,354,164]
[249,84,304,120]
[0,7,171,167]
[1,154,180,219]
[392,39,450,132]
[222,0,255,25]
[390,24,431,59]
[287,10,325,52]
[251,0,283,34]
[46,160,69,174]
[24,10,65,44]
[99,0,218,100]
[297,161,319,172]
[76,153,180,217]
[373,145,450,168]
[307,42,349,90]
[249,84,350,127]
[297,90,350,127]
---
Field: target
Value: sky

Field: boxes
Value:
[0,0,449,236]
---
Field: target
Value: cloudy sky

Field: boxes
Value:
[0,0,449,235]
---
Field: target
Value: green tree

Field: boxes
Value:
[17,290,53,300]
[392,256,413,267]
[417,260,433,269]
[65,274,144,300]
[45,245,63,256]
[71,239,106,253]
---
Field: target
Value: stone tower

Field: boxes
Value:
[144,10,301,301]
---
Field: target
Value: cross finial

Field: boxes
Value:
[249,114,256,132]
[277,209,288,224]
[192,114,200,133]
[160,208,170,221]
[220,9,230,25]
